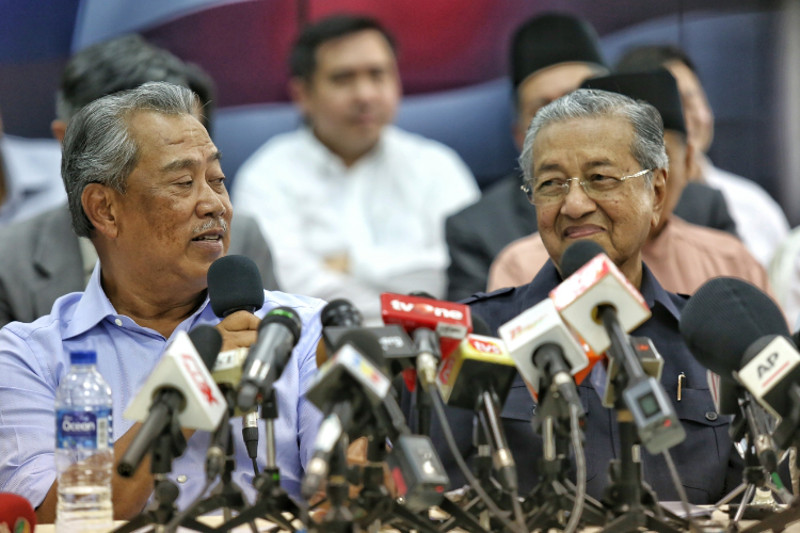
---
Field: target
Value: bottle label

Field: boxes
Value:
[56,408,112,450]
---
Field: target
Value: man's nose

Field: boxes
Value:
[560,179,596,218]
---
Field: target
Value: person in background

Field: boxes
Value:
[430,88,741,503]
[233,14,479,323]
[444,12,737,302]
[488,70,772,299]
[616,44,790,267]
[0,34,279,328]
[0,106,64,226]
[0,82,323,522]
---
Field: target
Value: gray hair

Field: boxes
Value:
[61,81,198,237]
[518,88,669,187]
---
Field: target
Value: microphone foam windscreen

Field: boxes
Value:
[679,277,789,375]
[0,492,36,530]
[560,240,605,278]
[188,325,223,370]
[207,255,265,317]
[334,329,388,372]
[321,299,363,328]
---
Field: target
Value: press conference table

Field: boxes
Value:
[34,508,782,533]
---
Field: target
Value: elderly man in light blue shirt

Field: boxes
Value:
[0,82,323,522]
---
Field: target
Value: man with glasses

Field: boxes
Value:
[487,70,771,298]
[428,88,742,503]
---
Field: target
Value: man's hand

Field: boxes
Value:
[215,310,260,352]
[324,252,350,274]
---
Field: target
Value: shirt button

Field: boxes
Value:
[705,411,718,421]
[114,318,123,326]
[177,474,188,484]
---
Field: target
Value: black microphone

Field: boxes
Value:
[237,307,302,411]
[207,255,265,317]
[321,298,363,329]
[680,277,786,466]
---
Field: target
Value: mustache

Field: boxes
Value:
[193,217,228,237]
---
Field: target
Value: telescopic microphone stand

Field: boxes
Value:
[115,415,214,533]
[219,389,302,532]
[525,389,606,531]
[599,313,686,533]
[178,389,258,533]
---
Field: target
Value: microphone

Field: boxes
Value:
[680,277,791,454]
[550,241,651,355]
[302,335,394,499]
[380,292,472,359]
[119,326,226,477]
[0,493,36,532]
[436,329,519,491]
[236,307,302,411]
[498,297,590,409]
[207,255,265,317]
[554,241,685,454]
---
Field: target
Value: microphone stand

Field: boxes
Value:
[598,310,686,533]
[719,384,800,533]
[218,389,302,532]
[114,414,214,533]
[176,389,258,533]
[525,389,606,531]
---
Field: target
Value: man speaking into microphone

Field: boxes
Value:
[429,88,742,504]
[0,83,324,522]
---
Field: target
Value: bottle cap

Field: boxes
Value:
[70,350,97,365]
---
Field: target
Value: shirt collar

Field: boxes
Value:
[64,263,214,340]
[299,125,389,172]
[522,259,682,321]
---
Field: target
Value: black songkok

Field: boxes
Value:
[580,69,687,135]
[510,12,606,90]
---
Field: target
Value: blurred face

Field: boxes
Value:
[665,60,714,153]
[111,111,232,294]
[292,29,400,166]
[514,62,600,148]
[532,116,665,285]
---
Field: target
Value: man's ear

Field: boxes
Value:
[81,183,119,239]
[650,168,668,229]
[51,120,67,144]
[288,77,312,116]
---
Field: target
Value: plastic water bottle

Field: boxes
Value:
[55,350,114,532]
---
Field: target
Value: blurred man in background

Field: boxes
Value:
[233,14,479,323]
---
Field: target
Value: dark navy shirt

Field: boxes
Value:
[428,260,742,504]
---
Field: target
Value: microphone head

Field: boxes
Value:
[188,325,223,371]
[208,255,265,317]
[680,277,789,376]
[560,240,605,278]
[0,492,36,531]
[260,306,302,343]
[321,299,363,328]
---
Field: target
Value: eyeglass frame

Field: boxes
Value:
[520,168,654,205]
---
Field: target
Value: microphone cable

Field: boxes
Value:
[565,403,586,533]
[429,388,526,533]
[662,447,700,531]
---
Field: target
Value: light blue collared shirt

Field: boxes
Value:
[0,264,324,508]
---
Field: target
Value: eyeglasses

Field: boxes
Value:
[521,168,653,206]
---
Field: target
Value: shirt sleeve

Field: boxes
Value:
[0,322,62,506]
[295,303,324,470]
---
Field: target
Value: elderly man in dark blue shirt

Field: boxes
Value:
[430,88,742,505]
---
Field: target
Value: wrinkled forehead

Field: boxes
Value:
[532,116,635,170]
